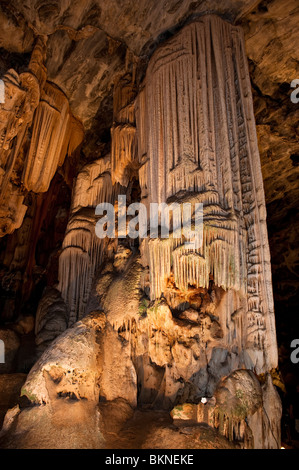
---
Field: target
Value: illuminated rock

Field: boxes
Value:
[137,15,277,376]
[58,156,119,324]
[23,81,84,193]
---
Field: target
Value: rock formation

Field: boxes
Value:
[0,0,296,450]
[0,36,84,237]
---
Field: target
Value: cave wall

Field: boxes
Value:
[239,0,299,394]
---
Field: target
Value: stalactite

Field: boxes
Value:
[27,36,47,89]
[71,156,114,212]
[66,115,85,160]
[58,211,106,325]
[0,38,43,236]
[140,197,247,300]
[113,74,136,124]
[22,39,84,195]
[23,82,70,193]
[212,409,250,446]
[110,73,138,186]
[111,124,136,186]
[136,15,277,372]
[58,157,120,325]
[0,184,27,236]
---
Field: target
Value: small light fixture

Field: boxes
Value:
[201,397,207,404]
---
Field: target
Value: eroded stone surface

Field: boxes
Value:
[0,400,105,449]
[0,374,26,427]
[21,312,105,404]
[35,287,68,355]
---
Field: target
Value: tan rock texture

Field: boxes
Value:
[0,373,26,427]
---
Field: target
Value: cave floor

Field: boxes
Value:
[99,407,239,450]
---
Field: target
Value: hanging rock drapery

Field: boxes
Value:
[58,156,120,325]
[136,15,277,373]
[0,37,84,237]
[23,82,77,193]
[111,74,138,187]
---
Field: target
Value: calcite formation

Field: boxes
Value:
[136,15,277,375]
[0,13,282,450]
[111,74,137,187]
[23,82,72,193]
[171,369,282,448]
[0,36,84,237]
[57,156,121,325]
[0,61,39,236]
